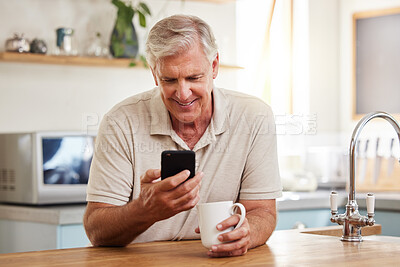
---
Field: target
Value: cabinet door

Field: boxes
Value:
[276,209,332,230]
[58,224,90,249]
[358,209,400,237]
[0,220,57,253]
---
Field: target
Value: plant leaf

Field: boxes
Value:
[127,5,135,19]
[140,54,148,68]
[115,19,127,39]
[125,39,137,46]
[138,11,146,27]
[111,42,125,58]
[129,61,137,67]
[139,2,151,16]
[111,0,126,10]
[113,0,134,25]
[125,27,133,41]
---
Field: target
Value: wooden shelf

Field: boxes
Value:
[0,52,142,68]
[0,52,242,69]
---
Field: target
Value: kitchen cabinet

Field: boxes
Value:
[358,209,400,237]
[0,204,88,254]
[276,209,332,230]
[0,219,89,253]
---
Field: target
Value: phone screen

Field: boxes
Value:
[161,150,195,180]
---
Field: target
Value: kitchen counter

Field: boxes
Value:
[1,190,400,225]
[0,204,86,225]
[2,191,400,253]
[0,226,398,266]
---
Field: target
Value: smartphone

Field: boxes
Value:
[161,150,195,180]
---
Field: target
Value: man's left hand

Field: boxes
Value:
[195,215,251,257]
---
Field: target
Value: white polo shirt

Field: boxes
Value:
[87,87,282,242]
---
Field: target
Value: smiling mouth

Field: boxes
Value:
[175,99,197,106]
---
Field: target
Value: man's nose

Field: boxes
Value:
[176,80,192,100]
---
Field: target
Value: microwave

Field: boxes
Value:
[0,132,95,205]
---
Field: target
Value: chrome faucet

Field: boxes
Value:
[330,111,400,242]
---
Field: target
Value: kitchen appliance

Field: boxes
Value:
[279,155,318,192]
[0,132,95,205]
[304,146,348,189]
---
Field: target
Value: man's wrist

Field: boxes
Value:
[127,198,158,228]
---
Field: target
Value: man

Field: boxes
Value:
[84,14,282,257]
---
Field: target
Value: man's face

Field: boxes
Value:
[152,42,219,125]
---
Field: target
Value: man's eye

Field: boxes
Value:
[188,77,200,81]
[163,79,175,83]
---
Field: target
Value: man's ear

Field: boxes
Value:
[212,53,219,79]
[150,67,158,86]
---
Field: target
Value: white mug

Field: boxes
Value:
[197,201,246,249]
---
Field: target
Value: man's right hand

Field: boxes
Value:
[84,169,203,246]
[138,169,203,223]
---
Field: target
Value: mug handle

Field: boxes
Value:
[230,203,246,230]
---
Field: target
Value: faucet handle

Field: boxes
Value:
[367,193,375,216]
[330,191,338,212]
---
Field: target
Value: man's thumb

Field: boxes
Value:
[141,169,161,183]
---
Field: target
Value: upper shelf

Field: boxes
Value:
[0,52,242,69]
[0,52,144,68]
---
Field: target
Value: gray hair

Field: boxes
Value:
[145,14,218,71]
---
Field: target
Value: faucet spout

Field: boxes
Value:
[349,111,400,202]
[330,112,400,241]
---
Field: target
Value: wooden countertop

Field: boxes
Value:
[1,225,399,266]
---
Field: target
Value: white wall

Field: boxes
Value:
[308,0,340,134]
[0,0,238,60]
[235,0,275,99]
[277,0,342,160]
[0,63,154,133]
[339,0,400,156]
[0,0,239,133]
[339,0,400,131]
[284,0,400,155]
[3,0,398,154]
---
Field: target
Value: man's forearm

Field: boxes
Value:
[246,208,277,249]
[84,200,155,246]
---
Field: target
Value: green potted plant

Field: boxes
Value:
[110,0,151,59]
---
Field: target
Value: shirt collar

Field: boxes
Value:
[149,86,229,136]
[211,86,229,135]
